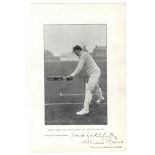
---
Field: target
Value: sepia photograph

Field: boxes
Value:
[44,24,107,125]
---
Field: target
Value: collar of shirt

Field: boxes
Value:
[79,50,83,57]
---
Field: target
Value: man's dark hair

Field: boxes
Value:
[73,45,82,52]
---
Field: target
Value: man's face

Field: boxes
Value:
[74,50,81,56]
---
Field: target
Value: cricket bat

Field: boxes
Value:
[46,76,64,81]
[46,76,73,81]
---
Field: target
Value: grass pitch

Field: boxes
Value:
[45,103,107,125]
[44,60,107,125]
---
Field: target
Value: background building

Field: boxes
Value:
[91,45,107,60]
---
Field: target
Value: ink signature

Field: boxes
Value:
[71,132,124,145]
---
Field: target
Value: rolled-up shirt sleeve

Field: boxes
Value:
[70,53,87,77]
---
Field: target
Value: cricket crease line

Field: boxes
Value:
[60,93,98,96]
[45,103,83,105]
[45,60,106,62]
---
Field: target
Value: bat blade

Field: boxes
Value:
[46,76,64,81]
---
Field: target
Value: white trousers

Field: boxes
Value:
[83,70,103,111]
[88,70,103,99]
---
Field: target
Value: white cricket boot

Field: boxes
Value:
[76,108,89,115]
[76,83,92,115]
[95,85,104,104]
[96,96,105,104]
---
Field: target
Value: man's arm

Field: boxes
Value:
[70,53,87,77]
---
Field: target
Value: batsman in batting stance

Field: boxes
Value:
[64,45,104,115]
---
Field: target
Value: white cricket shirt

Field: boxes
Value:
[71,51,100,77]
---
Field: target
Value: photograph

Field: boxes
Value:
[44,24,107,125]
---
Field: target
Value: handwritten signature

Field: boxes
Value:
[71,132,123,145]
